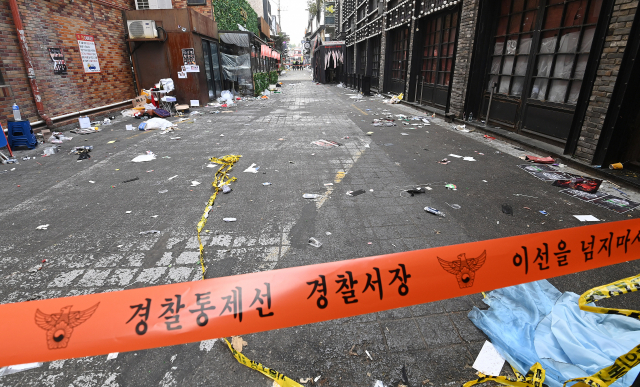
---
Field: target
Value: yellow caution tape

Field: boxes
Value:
[224,338,303,387]
[563,344,640,387]
[463,362,546,387]
[197,155,242,280]
[578,273,640,319]
[465,274,640,387]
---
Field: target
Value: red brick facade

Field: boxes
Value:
[0,0,137,129]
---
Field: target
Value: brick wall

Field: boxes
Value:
[449,0,479,117]
[0,0,136,130]
[172,0,213,19]
[574,0,639,162]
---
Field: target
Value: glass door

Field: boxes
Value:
[202,39,223,99]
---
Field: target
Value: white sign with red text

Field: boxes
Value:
[76,34,101,73]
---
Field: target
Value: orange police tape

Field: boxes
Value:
[2,219,640,367]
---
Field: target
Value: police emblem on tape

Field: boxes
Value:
[437,251,486,288]
[35,303,100,349]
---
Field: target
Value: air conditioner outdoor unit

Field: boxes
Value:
[127,20,158,39]
[135,0,172,10]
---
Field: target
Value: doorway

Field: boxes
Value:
[202,39,223,100]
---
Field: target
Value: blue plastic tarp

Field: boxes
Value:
[468,280,640,387]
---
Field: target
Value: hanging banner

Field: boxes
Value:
[1,219,639,367]
[76,34,100,73]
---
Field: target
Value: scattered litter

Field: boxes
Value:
[107,353,119,360]
[365,350,374,360]
[401,133,409,136]
[36,224,49,230]
[483,135,496,140]
[424,207,446,217]
[140,230,161,235]
[221,184,231,194]
[308,237,322,248]
[463,157,477,161]
[449,154,463,158]
[405,187,427,196]
[0,362,43,377]
[366,131,374,135]
[89,181,95,184]
[324,183,333,186]
[445,184,457,190]
[303,194,322,199]
[262,182,272,186]
[122,177,139,183]
[346,189,366,197]
[243,163,260,173]
[158,189,168,194]
[574,215,600,222]
[513,193,539,198]
[231,336,248,353]
[469,279,640,387]
[438,158,450,165]
[373,381,385,387]
[472,341,506,376]
[539,210,548,215]
[446,203,461,209]
[223,218,237,222]
[384,143,393,146]
[525,155,555,164]
[107,140,115,144]
[314,375,321,383]
[325,232,332,236]
[125,211,132,214]
[312,140,341,147]
[190,181,201,187]
[131,151,156,163]
[501,204,513,215]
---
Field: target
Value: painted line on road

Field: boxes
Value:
[351,104,368,116]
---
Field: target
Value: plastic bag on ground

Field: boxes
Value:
[144,118,173,130]
[221,90,234,103]
[468,280,640,387]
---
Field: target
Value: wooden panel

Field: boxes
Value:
[189,9,218,39]
[522,103,574,140]
[165,33,199,104]
[258,17,270,39]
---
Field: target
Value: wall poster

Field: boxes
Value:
[48,48,68,75]
[182,48,196,65]
[76,34,101,73]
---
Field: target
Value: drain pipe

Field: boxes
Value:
[9,0,53,128]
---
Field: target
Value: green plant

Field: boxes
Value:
[253,71,279,96]
[268,71,278,85]
[214,0,259,35]
[254,72,269,96]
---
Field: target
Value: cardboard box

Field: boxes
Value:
[41,129,52,141]
[133,95,147,108]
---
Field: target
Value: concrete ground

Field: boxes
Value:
[1,70,639,387]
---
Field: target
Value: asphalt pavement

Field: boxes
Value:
[0,69,639,387]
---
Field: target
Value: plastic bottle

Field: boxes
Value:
[424,206,446,217]
[469,112,473,122]
[303,194,321,199]
[12,104,21,121]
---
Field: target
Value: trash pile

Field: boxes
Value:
[372,118,396,127]
[518,164,640,213]
[383,93,404,104]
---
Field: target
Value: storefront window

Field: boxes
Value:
[359,44,367,73]
[530,0,601,104]
[421,9,458,86]
[372,38,380,79]
[391,28,409,81]
[489,0,538,97]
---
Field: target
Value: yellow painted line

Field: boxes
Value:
[351,104,368,115]
[125,130,154,140]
